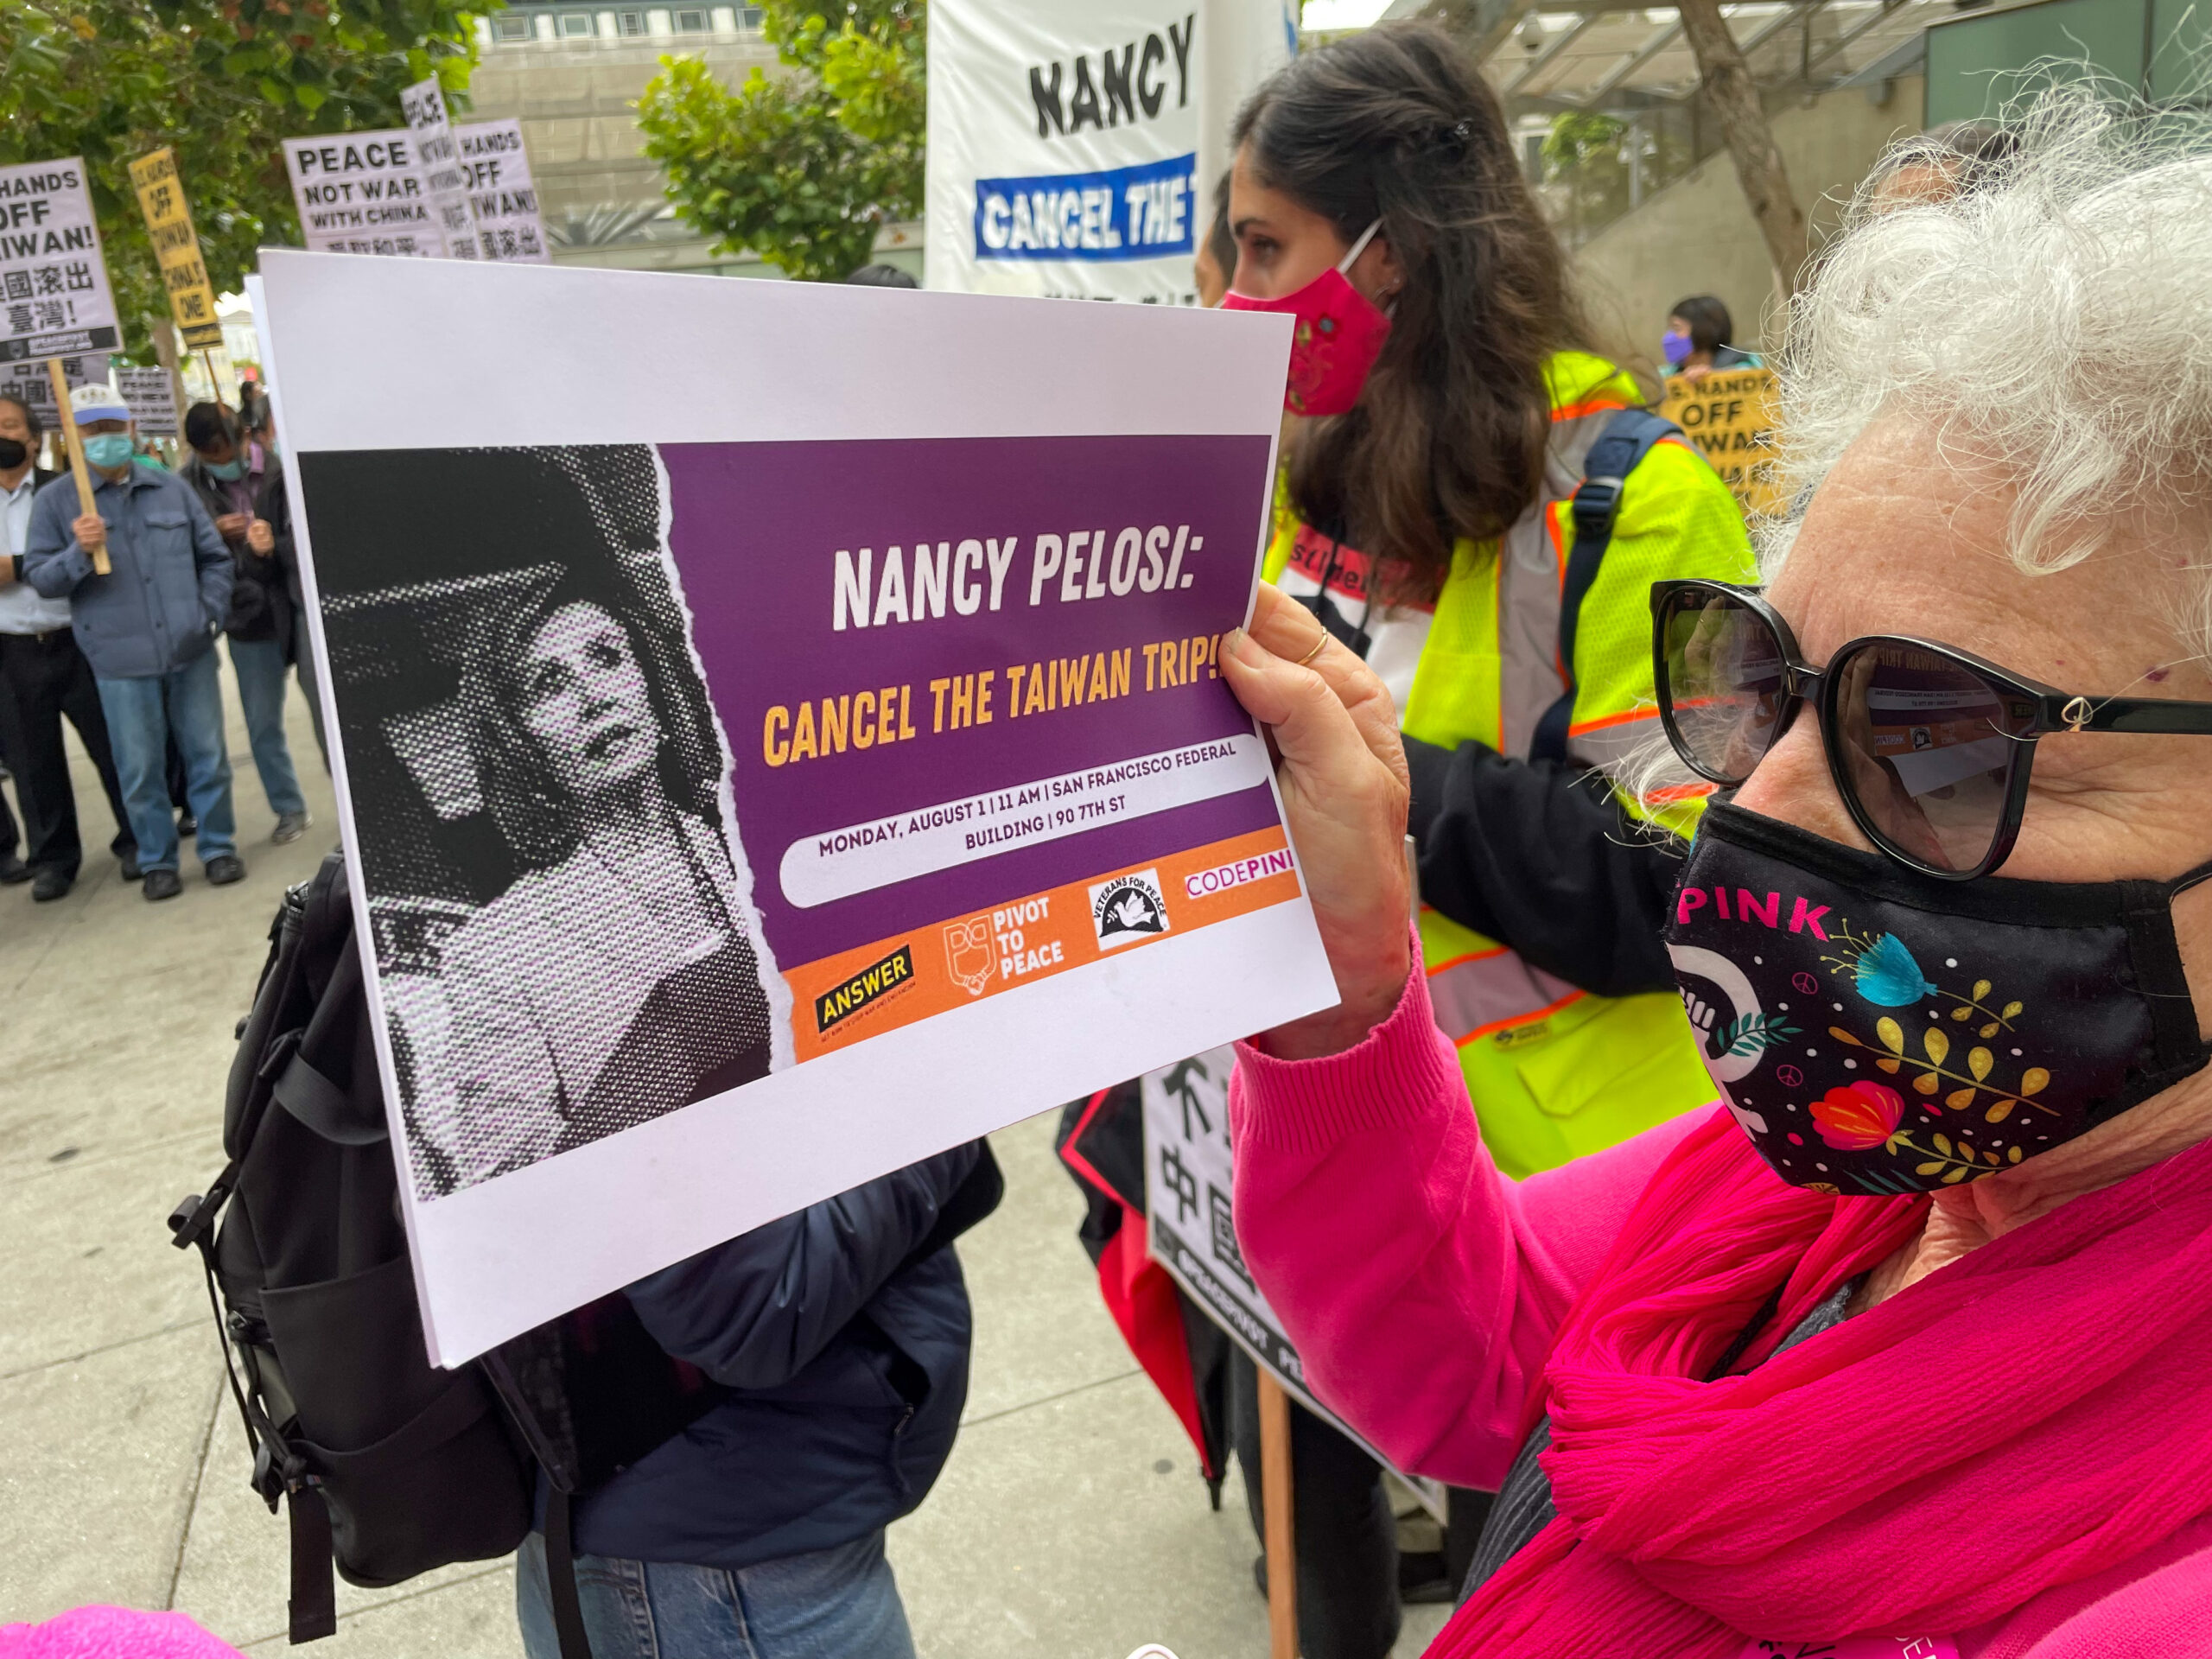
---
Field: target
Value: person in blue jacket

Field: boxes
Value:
[513,1141,994,1659]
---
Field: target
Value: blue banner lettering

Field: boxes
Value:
[973,152,1198,263]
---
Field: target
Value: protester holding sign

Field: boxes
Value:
[177,401,310,843]
[1209,22,1753,1651]
[22,383,240,901]
[1223,91,2212,1656]
[0,391,135,899]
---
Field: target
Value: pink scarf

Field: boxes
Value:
[0,1608,243,1658]
[1433,1108,2212,1657]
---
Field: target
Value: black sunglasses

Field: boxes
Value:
[1649,579,2212,880]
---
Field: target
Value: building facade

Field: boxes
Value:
[463,2,923,278]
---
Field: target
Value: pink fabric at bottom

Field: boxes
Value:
[1227,950,2212,1659]
[0,1608,245,1659]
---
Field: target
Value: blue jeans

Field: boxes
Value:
[226,637,306,817]
[96,649,236,872]
[515,1529,916,1659]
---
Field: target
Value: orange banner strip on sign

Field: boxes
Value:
[784,825,1305,1060]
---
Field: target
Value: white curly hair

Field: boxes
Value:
[1772,80,2212,641]
[1620,80,2212,813]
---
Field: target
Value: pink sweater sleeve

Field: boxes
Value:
[1229,954,1710,1489]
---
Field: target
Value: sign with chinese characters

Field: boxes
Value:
[253,249,1332,1365]
[401,79,480,261]
[1141,1046,1341,1407]
[0,354,97,423]
[282,131,445,258]
[1140,1044,1446,1518]
[1660,367,1786,518]
[116,365,181,436]
[0,158,122,363]
[455,121,551,264]
[126,148,224,350]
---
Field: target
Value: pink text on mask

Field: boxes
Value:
[1676,887,1830,938]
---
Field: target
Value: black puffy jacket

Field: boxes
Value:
[563,1142,990,1568]
[177,454,290,645]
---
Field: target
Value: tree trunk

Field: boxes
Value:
[1675,0,1811,296]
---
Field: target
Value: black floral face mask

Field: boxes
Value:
[1663,802,2212,1195]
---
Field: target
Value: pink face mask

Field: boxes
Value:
[1222,219,1391,417]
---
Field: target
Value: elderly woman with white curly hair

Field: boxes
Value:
[1205,89,2212,1657]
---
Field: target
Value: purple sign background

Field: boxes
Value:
[664,434,1281,968]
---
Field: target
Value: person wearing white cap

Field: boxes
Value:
[21,382,242,901]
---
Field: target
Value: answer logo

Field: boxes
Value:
[814,944,915,1034]
[1089,869,1169,950]
[944,918,995,997]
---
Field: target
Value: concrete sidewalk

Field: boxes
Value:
[0,655,1451,1658]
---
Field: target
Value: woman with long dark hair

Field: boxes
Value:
[1207,22,1756,1652]
[436,555,772,1189]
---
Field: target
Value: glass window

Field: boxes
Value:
[618,8,645,30]
[740,4,762,24]
[559,11,594,34]
[675,7,707,29]
[493,14,532,38]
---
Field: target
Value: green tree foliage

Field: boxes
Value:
[636,0,923,283]
[1539,109,1694,243]
[1541,111,1630,230]
[1,0,491,352]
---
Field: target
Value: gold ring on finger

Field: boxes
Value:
[1295,635,1328,668]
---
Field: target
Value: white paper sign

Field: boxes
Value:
[116,365,180,436]
[926,0,1205,303]
[252,250,1326,1366]
[0,353,98,422]
[454,120,551,264]
[1141,1045,1448,1521]
[0,158,121,362]
[401,79,480,261]
[283,131,445,257]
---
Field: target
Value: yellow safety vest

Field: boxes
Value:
[1265,353,1758,1179]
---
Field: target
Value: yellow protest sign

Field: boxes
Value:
[1661,367,1785,518]
[126,148,224,350]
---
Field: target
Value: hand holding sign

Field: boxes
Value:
[1219,582,1410,1060]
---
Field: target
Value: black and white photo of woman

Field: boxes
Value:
[431,540,771,1185]
[299,447,783,1193]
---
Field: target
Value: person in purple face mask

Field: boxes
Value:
[1662,295,1764,381]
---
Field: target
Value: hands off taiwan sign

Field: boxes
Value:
[929,0,1202,302]
[0,159,120,362]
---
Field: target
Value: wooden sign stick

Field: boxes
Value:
[1258,1370,1300,1659]
[47,358,109,576]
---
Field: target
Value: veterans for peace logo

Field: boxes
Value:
[1090,869,1170,950]
[944,918,994,997]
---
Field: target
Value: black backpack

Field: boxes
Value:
[168,850,1005,1654]
[166,851,702,1658]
